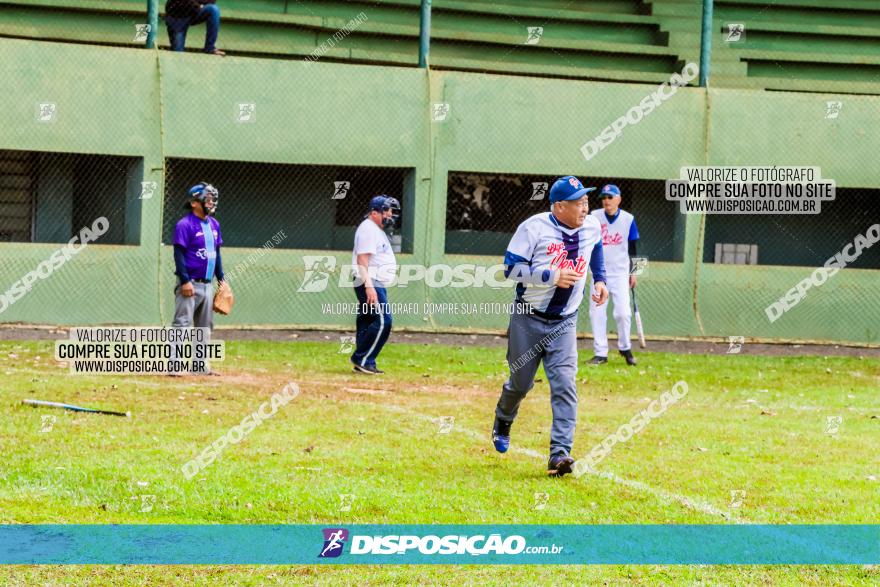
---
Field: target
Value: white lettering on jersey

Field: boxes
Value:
[506,212,602,316]
[592,209,634,277]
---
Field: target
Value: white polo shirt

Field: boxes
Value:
[352,218,397,285]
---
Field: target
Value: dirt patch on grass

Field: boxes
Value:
[3,326,877,358]
[221,329,879,358]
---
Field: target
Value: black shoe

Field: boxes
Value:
[619,349,637,366]
[547,455,575,477]
[351,361,376,375]
[588,356,608,365]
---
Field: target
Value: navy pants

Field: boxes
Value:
[351,284,392,368]
[166,4,221,53]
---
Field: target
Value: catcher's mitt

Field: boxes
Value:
[213,280,234,315]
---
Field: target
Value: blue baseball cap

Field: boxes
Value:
[601,184,621,197]
[369,195,391,212]
[549,176,596,203]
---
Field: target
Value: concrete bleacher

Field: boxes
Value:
[427,0,682,82]
[710,0,880,94]
[0,0,876,92]
[0,0,690,83]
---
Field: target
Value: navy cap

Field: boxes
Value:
[601,184,621,197]
[549,176,596,203]
[368,195,391,212]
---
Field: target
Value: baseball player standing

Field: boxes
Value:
[350,195,400,374]
[171,182,224,375]
[492,176,608,477]
[588,184,640,366]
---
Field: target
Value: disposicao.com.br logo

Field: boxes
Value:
[317,528,563,558]
[298,258,524,292]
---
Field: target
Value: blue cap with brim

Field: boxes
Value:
[549,176,596,203]
[369,195,390,212]
[601,184,621,197]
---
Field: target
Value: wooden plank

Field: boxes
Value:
[0,176,31,190]
[0,203,32,219]
[0,216,31,231]
[0,150,33,161]
[0,160,31,175]
[0,188,32,204]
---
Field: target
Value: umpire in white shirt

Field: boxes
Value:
[350,195,400,375]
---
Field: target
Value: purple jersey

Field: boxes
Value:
[174,213,223,280]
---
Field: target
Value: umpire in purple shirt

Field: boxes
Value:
[171,182,224,374]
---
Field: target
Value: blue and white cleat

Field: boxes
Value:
[492,417,512,453]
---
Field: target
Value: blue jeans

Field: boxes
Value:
[166,4,221,52]
[351,284,393,368]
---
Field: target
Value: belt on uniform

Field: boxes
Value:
[515,300,571,322]
[192,278,212,283]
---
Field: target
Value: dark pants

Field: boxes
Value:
[166,4,221,53]
[351,284,392,368]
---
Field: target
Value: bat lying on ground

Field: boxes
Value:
[22,398,130,417]
[631,287,647,349]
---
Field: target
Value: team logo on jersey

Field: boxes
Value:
[319,528,349,558]
[547,242,586,273]
[600,224,623,246]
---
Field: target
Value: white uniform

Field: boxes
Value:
[589,208,639,356]
[505,212,604,317]
[352,218,397,285]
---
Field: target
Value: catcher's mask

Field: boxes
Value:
[187,182,219,215]
[367,195,400,229]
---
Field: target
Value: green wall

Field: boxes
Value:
[0,37,877,344]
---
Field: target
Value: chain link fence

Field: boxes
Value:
[702,188,880,269]
[162,159,410,252]
[445,172,684,264]
[0,149,141,245]
[1,0,878,342]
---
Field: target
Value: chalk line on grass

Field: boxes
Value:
[380,403,739,521]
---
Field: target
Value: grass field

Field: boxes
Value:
[0,338,878,585]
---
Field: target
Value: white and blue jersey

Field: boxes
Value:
[503,212,606,318]
[591,208,639,278]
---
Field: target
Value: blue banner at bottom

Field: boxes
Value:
[1,525,876,565]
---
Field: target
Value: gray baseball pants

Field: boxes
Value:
[495,308,580,457]
[170,281,213,373]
